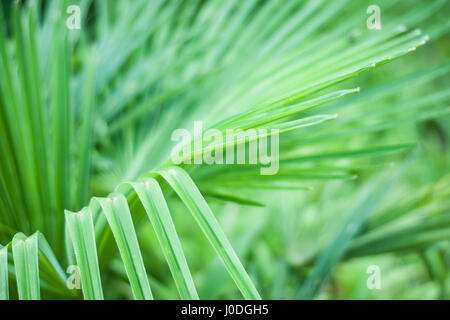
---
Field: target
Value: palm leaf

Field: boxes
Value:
[0,0,448,300]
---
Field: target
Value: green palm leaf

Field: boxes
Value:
[0,0,448,300]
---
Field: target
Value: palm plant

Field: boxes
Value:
[0,0,449,300]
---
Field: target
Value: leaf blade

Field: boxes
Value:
[12,233,40,300]
[130,179,199,300]
[0,244,8,300]
[156,166,261,300]
[92,194,153,300]
[65,209,104,300]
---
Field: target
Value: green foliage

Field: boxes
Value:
[0,0,449,299]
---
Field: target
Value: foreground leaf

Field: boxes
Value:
[0,244,8,299]
[65,208,104,300]
[92,194,153,300]
[12,233,39,300]
[129,179,199,299]
[156,166,261,300]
